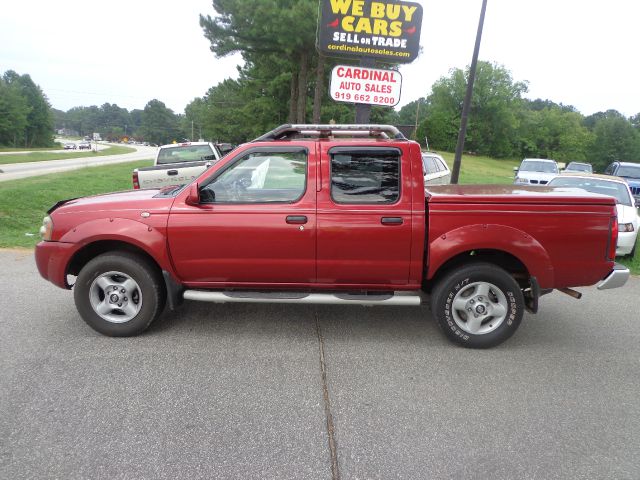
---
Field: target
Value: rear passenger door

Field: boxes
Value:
[316,145,413,287]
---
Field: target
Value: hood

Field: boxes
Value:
[515,171,557,181]
[622,178,640,187]
[51,188,171,215]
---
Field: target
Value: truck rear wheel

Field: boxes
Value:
[431,263,524,348]
[73,251,166,336]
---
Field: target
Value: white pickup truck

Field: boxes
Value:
[133,142,232,189]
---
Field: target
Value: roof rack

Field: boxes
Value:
[252,124,407,142]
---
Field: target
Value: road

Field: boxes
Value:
[0,144,156,183]
[0,139,110,156]
[1,249,639,479]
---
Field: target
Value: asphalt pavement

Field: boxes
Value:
[1,249,639,479]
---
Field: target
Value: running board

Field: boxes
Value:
[182,290,422,306]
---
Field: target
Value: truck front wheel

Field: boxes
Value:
[73,251,166,336]
[431,263,524,348]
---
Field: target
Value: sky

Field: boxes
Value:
[1,0,639,117]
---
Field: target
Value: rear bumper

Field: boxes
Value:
[597,263,630,290]
[35,241,77,289]
[616,231,637,256]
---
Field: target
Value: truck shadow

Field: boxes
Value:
[150,301,443,346]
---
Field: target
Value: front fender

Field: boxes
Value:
[59,217,173,273]
[426,224,554,287]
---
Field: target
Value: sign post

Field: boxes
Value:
[317,0,423,123]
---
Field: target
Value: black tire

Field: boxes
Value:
[431,262,524,349]
[73,251,166,336]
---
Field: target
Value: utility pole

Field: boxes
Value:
[451,0,488,184]
[354,58,376,123]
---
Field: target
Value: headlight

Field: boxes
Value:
[618,223,635,233]
[514,177,529,184]
[39,216,54,241]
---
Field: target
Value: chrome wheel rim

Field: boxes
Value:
[89,271,142,323]
[450,281,508,335]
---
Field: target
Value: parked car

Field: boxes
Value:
[132,142,223,189]
[563,162,593,174]
[514,158,559,185]
[63,143,76,150]
[36,124,629,349]
[603,161,640,207]
[77,142,91,150]
[548,174,638,258]
[421,152,451,185]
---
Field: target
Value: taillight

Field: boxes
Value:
[607,215,618,261]
[132,170,140,189]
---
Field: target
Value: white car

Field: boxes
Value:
[548,174,638,258]
[514,158,559,185]
[421,152,451,185]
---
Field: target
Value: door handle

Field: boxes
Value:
[167,170,178,176]
[381,217,403,225]
[286,215,308,224]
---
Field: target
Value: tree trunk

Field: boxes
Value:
[312,53,326,123]
[289,69,299,123]
[296,51,309,123]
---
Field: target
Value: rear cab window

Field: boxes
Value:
[157,144,215,164]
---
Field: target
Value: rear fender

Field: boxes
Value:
[427,224,554,287]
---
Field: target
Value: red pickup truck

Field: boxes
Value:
[35,124,629,348]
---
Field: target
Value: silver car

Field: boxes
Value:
[422,152,451,185]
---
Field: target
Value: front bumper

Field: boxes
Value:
[597,263,630,290]
[35,241,77,289]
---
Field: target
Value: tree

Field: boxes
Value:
[588,115,640,171]
[517,104,594,161]
[0,77,30,147]
[419,62,528,157]
[139,100,180,145]
[2,70,54,147]
[200,0,320,123]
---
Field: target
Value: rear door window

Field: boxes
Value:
[330,147,401,204]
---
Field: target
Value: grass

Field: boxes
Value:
[0,146,136,165]
[0,160,152,248]
[0,145,62,153]
[436,151,520,184]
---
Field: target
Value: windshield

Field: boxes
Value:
[566,163,592,173]
[548,177,632,206]
[157,144,215,165]
[520,160,558,173]
[616,165,640,179]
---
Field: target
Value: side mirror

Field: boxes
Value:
[185,183,200,206]
[513,167,519,173]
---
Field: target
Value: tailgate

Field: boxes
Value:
[136,161,208,189]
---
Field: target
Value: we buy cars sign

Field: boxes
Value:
[330,65,402,107]
[317,0,423,63]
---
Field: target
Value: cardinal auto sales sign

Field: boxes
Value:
[317,0,423,63]
[330,65,402,106]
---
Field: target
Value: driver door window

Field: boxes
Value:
[201,150,307,203]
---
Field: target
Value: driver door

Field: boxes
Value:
[168,145,316,285]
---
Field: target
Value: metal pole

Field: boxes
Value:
[450,0,488,184]
[355,58,376,123]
